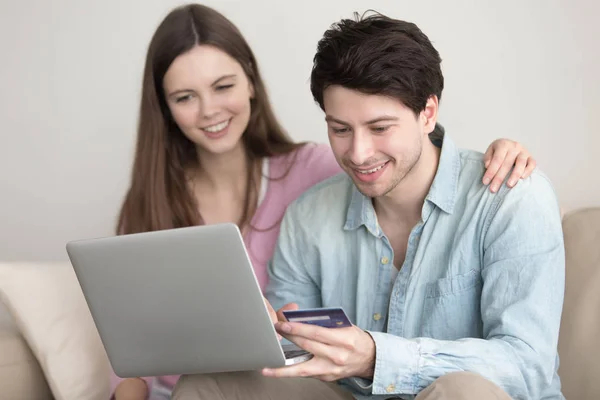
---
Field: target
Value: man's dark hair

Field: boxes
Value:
[310,11,444,116]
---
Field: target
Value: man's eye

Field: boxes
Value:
[372,126,390,133]
[333,127,349,134]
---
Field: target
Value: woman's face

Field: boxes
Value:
[163,45,254,156]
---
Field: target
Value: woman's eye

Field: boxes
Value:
[216,84,234,91]
[175,94,193,103]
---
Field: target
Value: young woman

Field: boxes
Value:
[112,4,537,399]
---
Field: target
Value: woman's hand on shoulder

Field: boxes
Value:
[482,138,536,193]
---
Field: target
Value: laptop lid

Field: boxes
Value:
[66,223,287,377]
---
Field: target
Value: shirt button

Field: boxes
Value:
[373,313,382,321]
[386,384,396,393]
[381,256,389,264]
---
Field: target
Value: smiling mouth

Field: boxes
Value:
[355,161,389,174]
[201,119,231,133]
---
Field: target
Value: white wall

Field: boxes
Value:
[1,0,598,261]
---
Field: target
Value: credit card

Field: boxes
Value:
[282,307,352,328]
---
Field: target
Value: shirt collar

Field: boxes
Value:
[425,128,459,215]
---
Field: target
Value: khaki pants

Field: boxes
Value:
[172,371,512,399]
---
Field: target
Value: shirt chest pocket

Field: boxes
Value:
[420,269,483,340]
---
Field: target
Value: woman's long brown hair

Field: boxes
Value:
[116,4,304,235]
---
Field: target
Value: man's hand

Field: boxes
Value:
[261,321,376,381]
[263,298,298,340]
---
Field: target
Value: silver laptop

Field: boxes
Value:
[65,223,311,378]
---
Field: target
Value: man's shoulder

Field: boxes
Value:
[286,173,353,219]
[455,147,557,202]
[457,147,487,173]
[495,168,559,209]
[450,145,560,227]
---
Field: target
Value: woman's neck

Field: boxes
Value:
[194,143,251,193]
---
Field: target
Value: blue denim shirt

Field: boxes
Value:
[265,135,565,400]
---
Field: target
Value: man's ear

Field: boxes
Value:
[421,95,439,134]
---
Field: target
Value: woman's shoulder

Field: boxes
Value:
[292,141,333,161]
[266,142,342,202]
[270,142,340,180]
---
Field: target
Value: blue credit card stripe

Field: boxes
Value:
[288,315,331,322]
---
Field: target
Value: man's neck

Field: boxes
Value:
[373,137,441,225]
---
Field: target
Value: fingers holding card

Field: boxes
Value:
[263,307,376,380]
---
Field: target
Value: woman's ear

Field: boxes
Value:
[249,81,255,99]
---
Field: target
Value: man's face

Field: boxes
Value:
[323,85,435,198]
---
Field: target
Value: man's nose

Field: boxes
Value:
[348,130,375,166]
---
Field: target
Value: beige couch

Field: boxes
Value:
[0,207,598,400]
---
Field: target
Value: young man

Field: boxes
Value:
[173,12,565,400]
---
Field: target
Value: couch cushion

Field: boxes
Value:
[558,207,600,400]
[0,262,110,400]
[0,302,53,399]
